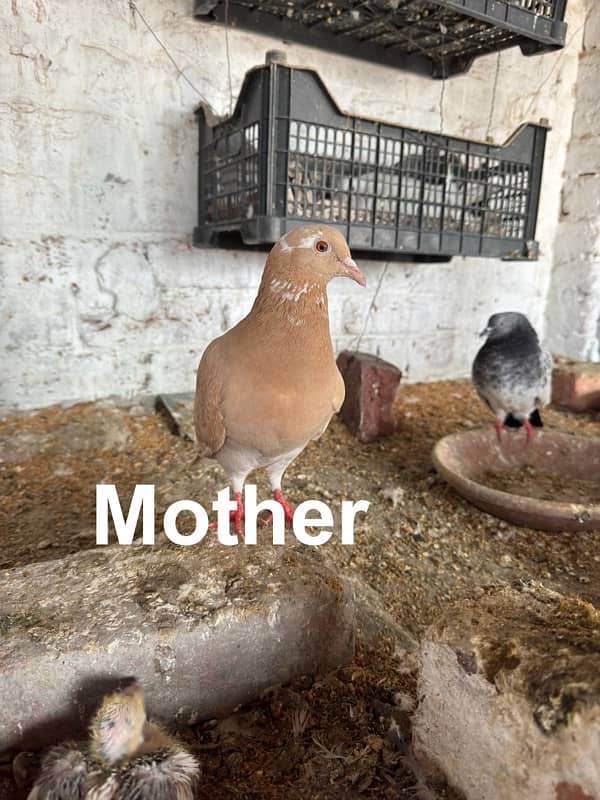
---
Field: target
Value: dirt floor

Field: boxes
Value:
[1,380,599,798]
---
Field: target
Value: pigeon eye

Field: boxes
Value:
[315,239,330,254]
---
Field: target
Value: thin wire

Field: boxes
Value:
[485,52,501,141]
[224,0,234,114]
[439,20,446,134]
[128,0,210,103]
[354,262,389,353]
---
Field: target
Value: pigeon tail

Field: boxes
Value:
[504,413,523,429]
[529,408,543,428]
[504,409,543,428]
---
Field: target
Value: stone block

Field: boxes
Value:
[0,541,355,754]
[412,586,600,800]
[155,391,195,441]
[336,351,401,443]
[552,356,600,412]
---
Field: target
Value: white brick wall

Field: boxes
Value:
[0,0,590,410]
[545,1,600,362]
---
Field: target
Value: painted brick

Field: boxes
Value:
[337,350,402,443]
[552,356,600,412]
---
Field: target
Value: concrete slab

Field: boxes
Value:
[412,585,600,799]
[0,403,133,466]
[155,392,195,442]
[0,540,354,753]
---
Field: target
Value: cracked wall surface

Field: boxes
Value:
[0,0,590,410]
[545,3,600,362]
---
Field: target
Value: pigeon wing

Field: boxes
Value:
[536,349,554,407]
[193,340,227,457]
[472,346,500,412]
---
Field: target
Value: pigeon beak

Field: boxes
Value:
[479,325,491,337]
[341,256,366,287]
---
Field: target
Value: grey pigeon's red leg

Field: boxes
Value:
[494,417,504,443]
[523,417,534,446]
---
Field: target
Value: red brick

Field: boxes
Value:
[336,351,401,443]
[552,356,600,412]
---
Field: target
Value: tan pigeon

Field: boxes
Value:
[193,224,366,532]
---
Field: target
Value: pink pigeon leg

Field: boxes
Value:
[494,416,504,443]
[272,488,295,525]
[209,491,245,535]
[264,449,302,527]
[523,417,534,446]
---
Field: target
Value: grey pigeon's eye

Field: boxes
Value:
[314,239,330,254]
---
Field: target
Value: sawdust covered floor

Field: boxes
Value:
[1,381,599,799]
[2,380,598,622]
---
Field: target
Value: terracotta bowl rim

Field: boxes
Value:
[432,427,600,528]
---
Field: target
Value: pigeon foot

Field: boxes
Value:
[272,488,295,526]
[209,491,245,535]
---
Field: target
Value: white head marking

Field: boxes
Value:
[277,230,325,253]
[278,235,293,253]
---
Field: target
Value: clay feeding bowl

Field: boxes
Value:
[432,427,600,531]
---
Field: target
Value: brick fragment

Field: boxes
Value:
[413,586,600,799]
[552,356,600,412]
[0,541,354,753]
[336,351,401,443]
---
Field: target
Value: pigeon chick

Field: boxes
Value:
[472,311,553,442]
[194,223,366,532]
[27,681,200,800]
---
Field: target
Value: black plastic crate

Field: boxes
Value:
[193,57,548,259]
[195,1,568,78]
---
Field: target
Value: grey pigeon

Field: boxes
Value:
[472,312,553,441]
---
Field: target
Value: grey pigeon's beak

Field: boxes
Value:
[341,256,366,287]
[479,325,491,338]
